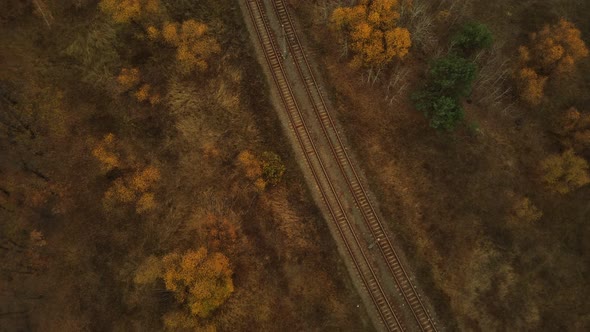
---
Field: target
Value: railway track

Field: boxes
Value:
[244,0,403,331]
[269,1,438,331]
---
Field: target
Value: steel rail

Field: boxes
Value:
[245,1,404,330]
[270,1,438,331]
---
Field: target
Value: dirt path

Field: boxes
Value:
[238,1,440,331]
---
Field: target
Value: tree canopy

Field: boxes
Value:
[162,248,234,319]
[540,149,590,194]
[452,22,493,57]
[413,55,477,130]
[516,19,588,105]
[330,0,411,68]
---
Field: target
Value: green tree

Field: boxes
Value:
[452,22,493,57]
[428,54,477,98]
[415,94,464,131]
[413,55,476,130]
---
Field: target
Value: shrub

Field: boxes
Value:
[507,197,543,225]
[261,151,286,186]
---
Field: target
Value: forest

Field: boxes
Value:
[1,0,589,331]
[0,0,371,330]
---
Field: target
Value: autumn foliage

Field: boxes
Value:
[92,133,161,213]
[516,19,588,105]
[331,0,411,68]
[237,150,286,191]
[506,196,543,225]
[92,133,120,171]
[556,107,590,152]
[99,0,160,23]
[117,68,161,105]
[117,67,140,90]
[540,149,590,194]
[162,248,234,319]
[159,20,221,74]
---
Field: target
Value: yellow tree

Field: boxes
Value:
[99,0,160,23]
[540,149,590,194]
[161,20,221,74]
[92,133,120,172]
[514,67,547,106]
[556,107,590,152]
[331,0,411,70]
[92,134,160,213]
[162,248,234,319]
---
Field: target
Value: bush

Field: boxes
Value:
[261,151,286,186]
[452,22,493,56]
[507,197,543,225]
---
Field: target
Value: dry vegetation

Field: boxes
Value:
[292,0,590,329]
[0,0,372,330]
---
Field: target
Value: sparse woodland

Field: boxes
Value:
[0,0,370,330]
[2,0,590,330]
[293,0,590,330]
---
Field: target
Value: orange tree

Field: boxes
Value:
[330,0,411,71]
[515,19,588,105]
[162,248,234,320]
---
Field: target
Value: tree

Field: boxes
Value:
[161,20,220,74]
[555,107,590,152]
[514,67,547,106]
[92,134,161,213]
[540,149,590,194]
[452,22,493,57]
[162,248,233,319]
[515,19,588,105]
[415,94,464,131]
[413,55,476,130]
[428,54,477,98]
[525,19,588,75]
[99,0,160,23]
[92,133,120,172]
[330,0,411,69]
